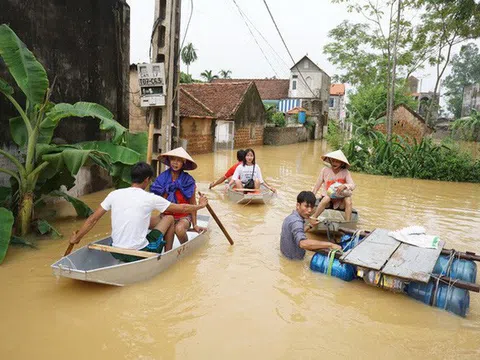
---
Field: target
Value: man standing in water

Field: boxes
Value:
[280,191,341,260]
[68,162,208,262]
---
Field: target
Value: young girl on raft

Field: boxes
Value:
[229,148,276,193]
[311,149,355,222]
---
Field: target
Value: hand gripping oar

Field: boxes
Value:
[199,192,234,245]
[63,230,78,256]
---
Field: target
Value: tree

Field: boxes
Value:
[416,0,480,125]
[451,109,480,141]
[219,69,232,79]
[0,25,146,263]
[443,43,480,118]
[200,70,218,83]
[181,43,197,76]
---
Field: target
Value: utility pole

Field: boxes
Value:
[146,0,181,174]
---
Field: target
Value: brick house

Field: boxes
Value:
[376,104,434,141]
[212,78,289,107]
[179,82,266,153]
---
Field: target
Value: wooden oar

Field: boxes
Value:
[88,244,157,258]
[63,230,78,256]
[199,192,234,245]
[231,188,259,192]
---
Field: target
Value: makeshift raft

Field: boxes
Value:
[51,215,210,286]
[226,184,275,205]
[311,208,359,233]
[310,228,479,317]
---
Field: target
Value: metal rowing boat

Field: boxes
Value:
[51,214,210,286]
[226,184,275,205]
[311,208,359,233]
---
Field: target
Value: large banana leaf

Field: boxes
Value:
[35,219,61,238]
[47,190,93,218]
[0,207,14,264]
[0,77,14,95]
[80,141,141,164]
[125,132,148,161]
[43,102,126,143]
[41,148,111,176]
[0,25,48,105]
[9,116,27,147]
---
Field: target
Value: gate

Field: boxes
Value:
[214,120,235,151]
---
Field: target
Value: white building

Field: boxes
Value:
[288,55,331,102]
[328,84,346,121]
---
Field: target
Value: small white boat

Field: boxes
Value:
[51,215,210,286]
[311,209,359,233]
[226,184,275,205]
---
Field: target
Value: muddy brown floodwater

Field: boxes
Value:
[1,141,479,359]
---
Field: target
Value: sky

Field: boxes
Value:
[127,0,479,97]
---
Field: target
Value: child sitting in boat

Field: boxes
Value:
[229,148,276,193]
[280,191,341,260]
[68,162,208,262]
[209,149,246,189]
[311,150,355,222]
[151,147,206,248]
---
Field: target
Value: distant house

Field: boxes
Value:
[376,104,434,141]
[461,83,480,117]
[179,82,265,153]
[328,84,346,121]
[212,78,289,107]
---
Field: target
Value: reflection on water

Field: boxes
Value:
[1,141,479,359]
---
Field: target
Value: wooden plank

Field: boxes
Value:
[382,241,445,283]
[340,228,401,270]
[231,188,259,192]
[88,244,157,258]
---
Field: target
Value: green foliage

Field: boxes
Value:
[443,43,480,119]
[325,120,343,150]
[0,208,14,264]
[200,70,218,83]
[342,134,480,183]
[348,82,417,121]
[272,112,286,127]
[219,70,232,79]
[181,43,197,75]
[451,109,480,141]
[0,25,148,263]
[180,71,193,84]
[264,104,276,123]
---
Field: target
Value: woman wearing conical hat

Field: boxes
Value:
[151,147,206,249]
[310,149,356,222]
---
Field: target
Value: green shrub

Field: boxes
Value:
[326,120,343,149]
[272,112,286,127]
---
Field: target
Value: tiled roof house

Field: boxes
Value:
[179,82,266,153]
[212,78,289,101]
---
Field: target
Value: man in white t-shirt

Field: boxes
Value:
[69,162,208,262]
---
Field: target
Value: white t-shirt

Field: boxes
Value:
[232,164,264,183]
[100,187,171,250]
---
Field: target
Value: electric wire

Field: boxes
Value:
[231,0,279,77]
[261,0,317,97]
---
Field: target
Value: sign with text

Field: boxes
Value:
[138,63,166,107]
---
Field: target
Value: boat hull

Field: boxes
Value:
[312,209,359,232]
[226,184,274,205]
[51,215,210,286]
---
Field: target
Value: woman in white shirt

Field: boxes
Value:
[230,148,276,192]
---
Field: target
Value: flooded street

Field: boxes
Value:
[1,140,479,359]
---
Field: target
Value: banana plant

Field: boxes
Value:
[0,24,147,264]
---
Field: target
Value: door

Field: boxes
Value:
[215,120,234,151]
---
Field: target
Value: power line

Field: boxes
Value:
[261,0,317,97]
[231,0,279,77]
[234,3,290,71]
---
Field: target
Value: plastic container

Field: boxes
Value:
[433,255,477,283]
[406,280,470,317]
[358,268,405,293]
[310,252,356,281]
[339,234,363,252]
[298,111,306,124]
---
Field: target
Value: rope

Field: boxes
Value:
[326,249,339,276]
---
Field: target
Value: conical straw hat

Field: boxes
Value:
[321,150,350,168]
[158,147,197,170]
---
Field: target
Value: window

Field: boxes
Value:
[292,75,298,79]
[292,80,297,90]
[329,97,335,108]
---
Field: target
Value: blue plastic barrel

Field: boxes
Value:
[298,111,306,124]
[406,281,470,317]
[339,234,363,252]
[310,252,356,281]
[433,255,477,284]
